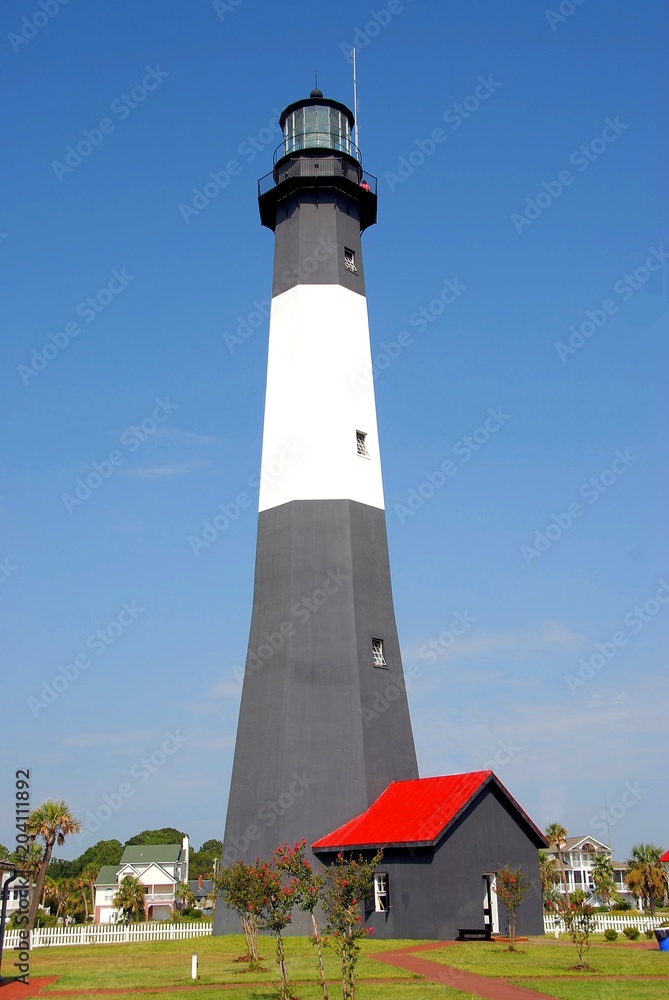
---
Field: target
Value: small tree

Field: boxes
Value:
[256,861,300,1000]
[112,876,146,923]
[274,839,328,1000]
[321,851,382,1000]
[494,865,532,950]
[213,860,264,965]
[175,880,196,910]
[545,823,569,901]
[559,889,597,969]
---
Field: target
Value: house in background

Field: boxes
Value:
[94,836,189,923]
[546,835,636,906]
[313,771,547,940]
[189,875,214,913]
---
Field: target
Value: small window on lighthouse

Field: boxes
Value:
[344,247,358,273]
[372,638,387,668]
[356,431,369,457]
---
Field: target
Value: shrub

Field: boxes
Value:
[189,910,203,920]
[623,926,640,940]
[644,928,654,939]
[603,928,618,941]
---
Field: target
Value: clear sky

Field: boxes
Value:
[2,0,667,863]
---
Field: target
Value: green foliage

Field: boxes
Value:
[626,844,668,917]
[274,839,329,999]
[558,889,598,968]
[113,875,147,922]
[644,928,654,939]
[494,865,533,949]
[189,839,223,878]
[321,851,383,1000]
[603,928,618,941]
[0,842,11,859]
[125,827,184,846]
[623,925,640,940]
[212,860,264,965]
[538,849,561,910]
[591,853,618,907]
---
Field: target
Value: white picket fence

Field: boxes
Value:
[543,912,665,936]
[3,914,665,949]
[3,921,213,949]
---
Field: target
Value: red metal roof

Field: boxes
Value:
[312,770,545,851]
[660,848,669,863]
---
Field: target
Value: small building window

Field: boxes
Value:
[374,873,389,911]
[356,430,369,457]
[372,638,387,668]
[344,247,358,273]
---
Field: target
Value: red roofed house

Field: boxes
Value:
[661,848,669,881]
[313,771,547,940]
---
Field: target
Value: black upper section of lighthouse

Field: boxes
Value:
[258,92,378,234]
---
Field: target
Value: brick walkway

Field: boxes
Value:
[369,942,558,999]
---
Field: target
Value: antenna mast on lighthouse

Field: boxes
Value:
[352,48,359,149]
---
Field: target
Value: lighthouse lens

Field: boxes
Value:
[283,105,351,157]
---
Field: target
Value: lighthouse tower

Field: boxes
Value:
[216,90,418,926]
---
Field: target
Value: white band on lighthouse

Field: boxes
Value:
[258,283,385,513]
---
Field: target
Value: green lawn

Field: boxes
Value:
[513,982,669,1000]
[416,940,668,977]
[29,935,446,992]
[36,990,471,1000]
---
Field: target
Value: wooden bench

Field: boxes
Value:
[456,927,492,941]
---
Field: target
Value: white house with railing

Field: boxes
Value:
[547,835,636,907]
[94,837,189,923]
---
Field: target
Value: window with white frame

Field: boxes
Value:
[356,430,369,457]
[372,638,387,667]
[373,873,389,911]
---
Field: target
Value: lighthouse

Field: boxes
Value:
[215,90,418,929]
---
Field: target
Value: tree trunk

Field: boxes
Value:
[310,910,328,1000]
[275,929,288,995]
[28,841,53,931]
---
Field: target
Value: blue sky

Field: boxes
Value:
[2,0,667,863]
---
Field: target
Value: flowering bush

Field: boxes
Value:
[274,839,329,1000]
[558,889,598,968]
[321,851,383,1000]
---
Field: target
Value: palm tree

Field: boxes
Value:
[41,875,59,912]
[626,844,668,916]
[591,853,617,907]
[26,801,81,930]
[112,876,146,923]
[545,823,570,900]
[12,841,44,917]
[79,865,100,922]
[175,881,195,911]
[538,849,561,909]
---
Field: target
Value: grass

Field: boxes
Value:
[25,934,669,1000]
[29,935,440,991]
[512,983,669,1000]
[415,939,668,977]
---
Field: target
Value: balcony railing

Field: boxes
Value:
[258,162,377,199]
[274,133,362,166]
